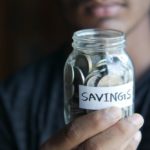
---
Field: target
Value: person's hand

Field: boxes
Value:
[41,107,144,150]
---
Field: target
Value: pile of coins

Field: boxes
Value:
[64,52,133,120]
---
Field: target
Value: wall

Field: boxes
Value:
[0,0,70,79]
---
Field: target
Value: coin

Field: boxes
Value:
[85,69,99,78]
[75,54,92,77]
[74,66,85,85]
[73,66,85,102]
[95,59,108,76]
[96,59,107,67]
[97,74,123,86]
[111,56,131,83]
[64,63,74,85]
[86,75,102,87]
[85,70,101,84]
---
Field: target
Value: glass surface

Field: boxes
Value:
[64,29,134,124]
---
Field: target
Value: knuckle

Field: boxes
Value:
[90,109,114,129]
[83,140,103,150]
[115,118,136,136]
[115,121,130,135]
[65,120,80,142]
[91,112,104,129]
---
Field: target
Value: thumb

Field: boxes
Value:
[41,107,122,150]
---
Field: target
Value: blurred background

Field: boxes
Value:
[0,0,71,79]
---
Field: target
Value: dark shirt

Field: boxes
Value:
[0,48,150,150]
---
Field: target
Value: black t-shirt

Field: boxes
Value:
[0,49,150,150]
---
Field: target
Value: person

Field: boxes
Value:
[1,0,150,149]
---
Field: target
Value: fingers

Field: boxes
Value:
[124,131,142,150]
[41,107,122,150]
[119,131,142,150]
[79,114,144,150]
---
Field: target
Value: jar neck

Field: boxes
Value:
[72,29,125,54]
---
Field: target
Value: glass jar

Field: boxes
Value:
[64,29,134,124]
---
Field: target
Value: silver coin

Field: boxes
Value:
[75,54,92,77]
[111,56,131,83]
[74,66,85,85]
[64,63,74,85]
[85,69,100,78]
[85,70,101,84]
[86,75,102,87]
[97,74,123,87]
[96,59,107,67]
[73,67,85,104]
[96,59,107,66]
[96,59,108,72]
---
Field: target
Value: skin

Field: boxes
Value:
[61,0,150,77]
[41,107,143,150]
[61,0,150,34]
[41,0,150,149]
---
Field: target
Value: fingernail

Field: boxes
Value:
[105,107,122,120]
[128,114,144,128]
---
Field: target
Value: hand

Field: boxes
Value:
[41,107,144,150]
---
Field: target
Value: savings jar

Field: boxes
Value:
[64,29,134,124]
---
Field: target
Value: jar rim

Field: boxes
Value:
[73,29,124,42]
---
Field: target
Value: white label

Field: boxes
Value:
[79,82,133,110]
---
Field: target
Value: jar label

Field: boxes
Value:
[79,82,133,110]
